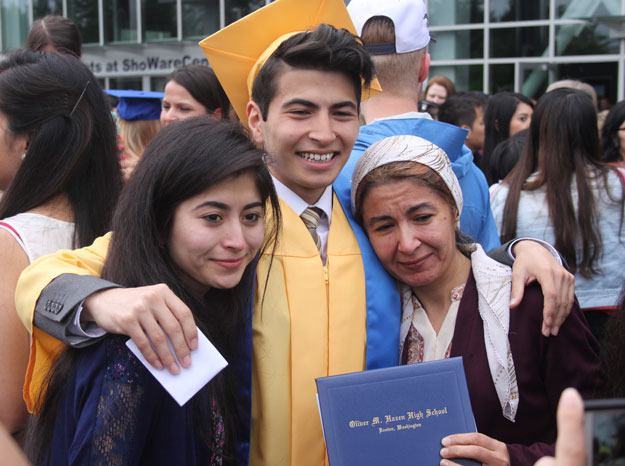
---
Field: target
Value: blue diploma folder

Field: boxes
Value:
[316,357,480,466]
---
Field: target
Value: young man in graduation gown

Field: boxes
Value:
[15,0,575,465]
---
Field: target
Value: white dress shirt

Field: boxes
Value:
[272,176,333,263]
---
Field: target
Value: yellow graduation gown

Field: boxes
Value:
[250,195,367,466]
[17,233,112,412]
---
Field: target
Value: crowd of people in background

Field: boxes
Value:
[0,0,623,465]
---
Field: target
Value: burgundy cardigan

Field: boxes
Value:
[450,271,602,466]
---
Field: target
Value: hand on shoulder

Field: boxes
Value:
[84,284,197,375]
[509,240,575,337]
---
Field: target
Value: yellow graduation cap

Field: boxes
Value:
[199,0,380,122]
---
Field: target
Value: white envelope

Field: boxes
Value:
[126,328,228,406]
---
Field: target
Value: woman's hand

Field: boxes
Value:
[440,432,510,466]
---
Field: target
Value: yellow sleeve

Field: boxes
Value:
[15,232,112,334]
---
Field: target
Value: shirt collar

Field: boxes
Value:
[371,111,433,123]
[271,176,333,221]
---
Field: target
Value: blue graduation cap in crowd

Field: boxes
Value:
[106,89,164,121]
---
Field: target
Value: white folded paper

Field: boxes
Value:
[126,328,228,406]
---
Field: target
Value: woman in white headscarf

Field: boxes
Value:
[351,135,601,466]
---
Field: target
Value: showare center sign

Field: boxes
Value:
[82,43,209,77]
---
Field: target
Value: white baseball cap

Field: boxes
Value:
[347,0,430,54]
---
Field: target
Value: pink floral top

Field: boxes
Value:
[401,284,466,365]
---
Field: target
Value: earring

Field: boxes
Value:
[20,152,26,161]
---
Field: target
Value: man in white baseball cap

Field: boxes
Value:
[341,0,501,251]
[339,0,574,327]
[348,0,431,54]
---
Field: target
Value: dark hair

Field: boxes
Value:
[105,93,119,111]
[25,15,82,58]
[167,65,231,117]
[601,100,625,163]
[546,79,597,110]
[0,50,122,248]
[26,117,281,464]
[500,88,622,278]
[251,24,374,120]
[465,90,489,105]
[482,92,534,184]
[438,93,485,128]
[491,129,528,182]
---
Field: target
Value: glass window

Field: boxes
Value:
[67,0,99,44]
[151,76,168,92]
[33,0,63,18]
[142,0,177,42]
[109,77,144,90]
[225,0,266,25]
[489,0,548,22]
[490,26,548,58]
[556,0,621,18]
[520,63,549,100]
[105,0,138,43]
[489,64,514,94]
[182,0,219,39]
[427,0,484,26]
[1,0,29,51]
[429,65,483,92]
[556,23,619,56]
[557,61,618,105]
[429,30,483,60]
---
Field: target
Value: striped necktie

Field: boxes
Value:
[300,206,323,253]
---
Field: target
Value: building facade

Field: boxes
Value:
[1,0,624,103]
[427,0,625,104]
[0,0,270,90]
